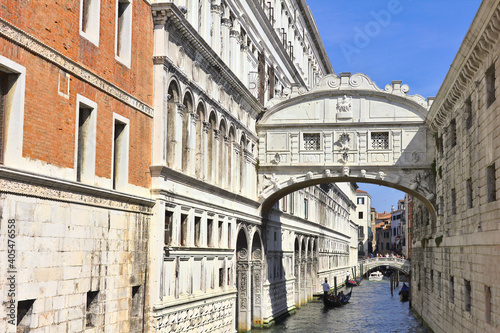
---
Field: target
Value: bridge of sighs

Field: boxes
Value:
[256,72,436,217]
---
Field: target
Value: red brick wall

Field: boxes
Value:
[0,0,154,103]
[0,0,153,189]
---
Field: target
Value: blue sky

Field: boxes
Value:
[306,0,481,211]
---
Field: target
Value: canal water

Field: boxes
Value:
[258,278,427,333]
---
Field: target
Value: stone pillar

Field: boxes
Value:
[230,20,241,78]
[241,43,249,87]
[221,6,231,63]
[172,103,185,170]
[202,121,210,180]
[252,262,263,327]
[152,12,169,166]
[294,257,300,308]
[199,0,211,42]
[237,260,251,331]
[233,142,241,193]
[186,112,198,175]
[214,129,221,186]
[210,0,222,56]
[223,136,229,189]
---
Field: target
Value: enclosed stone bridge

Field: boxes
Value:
[256,73,436,216]
[358,257,411,275]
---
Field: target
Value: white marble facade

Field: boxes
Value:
[148,1,352,332]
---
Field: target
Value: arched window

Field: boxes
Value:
[167,81,180,168]
[195,102,205,179]
[207,112,217,183]
[182,92,193,173]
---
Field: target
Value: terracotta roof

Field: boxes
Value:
[356,189,368,193]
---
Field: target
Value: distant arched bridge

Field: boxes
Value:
[358,257,411,275]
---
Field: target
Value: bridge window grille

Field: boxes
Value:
[371,132,389,149]
[303,133,320,150]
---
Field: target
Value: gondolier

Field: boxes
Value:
[322,278,330,299]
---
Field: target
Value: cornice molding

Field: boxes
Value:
[152,2,262,118]
[427,2,500,132]
[0,166,154,213]
[0,18,154,118]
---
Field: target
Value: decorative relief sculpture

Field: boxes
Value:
[264,173,281,190]
[337,95,352,113]
[338,132,350,163]
[342,166,350,176]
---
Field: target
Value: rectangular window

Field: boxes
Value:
[219,268,224,288]
[112,116,129,190]
[438,272,442,299]
[86,291,99,327]
[130,285,141,331]
[371,132,389,149]
[207,218,213,247]
[194,216,201,247]
[116,0,132,66]
[180,214,188,246]
[465,279,471,312]
[465,97,473,130]
[0,57,26,168]
[80,0,101,46]
[485,285,492,324]
[487,163,496,202]
[486,64,496,108]
[358,211,363,219]
[218,219,223,246]
[164,211,173,246]
[466,178,473,209]
[438,135,444,157]
[357,197,365,204]
[449,276,455,303]
[430,270,434,292]
[227,221,232,248]
[17,299,35,327]
[449,119,457,148]
[303,133,320,150]
[451,188,457,215]
[76,96,97,184]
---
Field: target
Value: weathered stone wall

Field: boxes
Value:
[413,1,500,332]
[0,179,151,332]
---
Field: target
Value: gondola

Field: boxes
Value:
[323,289,352,308]
[346,278,361,287]
[399,283,409,301]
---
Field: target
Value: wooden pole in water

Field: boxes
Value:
[334,276,337,296]
[390,274,393,296]
[397,271,400,286]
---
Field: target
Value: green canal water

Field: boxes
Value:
[256,278,427,333]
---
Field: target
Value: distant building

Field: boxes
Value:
[355,189,371,257]
[375,211,391,254]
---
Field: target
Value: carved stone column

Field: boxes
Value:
[210,0,223,55]
[251,262,263,327]
[237,253,251,331]
[202,121,210,180]
[170,103,185,170]
[223,135,229,189]
[186,112,198,175]
[233,142,241,193]
[213,129,221,186]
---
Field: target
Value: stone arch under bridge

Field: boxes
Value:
[256,73,436,217]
